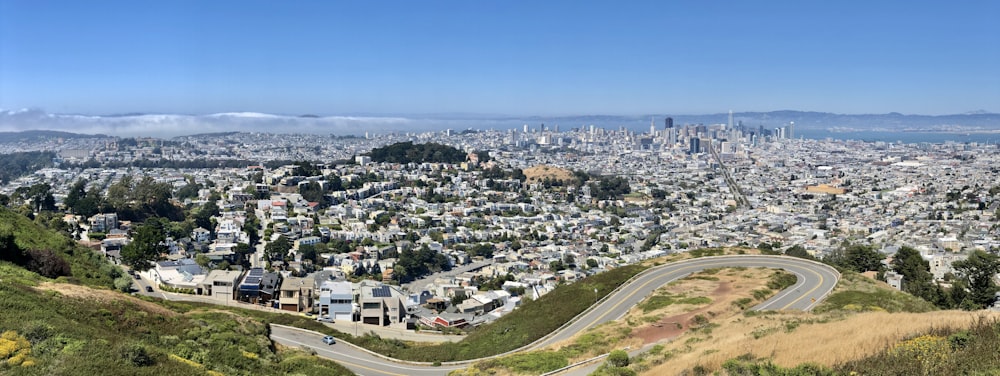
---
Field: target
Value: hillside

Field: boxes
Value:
[0,208,116,287]
[454,258,1000,376]
[522,165,577,184]
[0,208,355,375]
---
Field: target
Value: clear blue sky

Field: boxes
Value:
[1,1,997,116]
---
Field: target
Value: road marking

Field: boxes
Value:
[271,334,459,374]
[272,335,410,376]
[779,266,826,310]
[566,258,835,341]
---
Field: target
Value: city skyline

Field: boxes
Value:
[1,1,998,116]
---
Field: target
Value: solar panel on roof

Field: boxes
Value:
[372,286,391,298]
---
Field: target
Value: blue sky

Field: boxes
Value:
[1,1,997,116]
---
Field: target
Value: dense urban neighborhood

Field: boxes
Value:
[2,122,1000,375]
[3,124,1000,323]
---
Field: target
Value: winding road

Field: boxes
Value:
[270,255,840,376]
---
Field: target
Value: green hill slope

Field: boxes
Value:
[0,208,354,375]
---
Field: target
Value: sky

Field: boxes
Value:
[1,1,998,116]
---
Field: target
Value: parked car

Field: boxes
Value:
[316,315,334,323]
[322,335,336,345]
[145,286,153,293]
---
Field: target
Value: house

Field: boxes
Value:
[295,236,322,249]
[152,259,207,292]
[260,271,282,305]
[279,276,316,312]
[100,237,127,264]
[89,213,118,233]
[192,227,211,243]
[318,280,354,321]
[201,270,243,302]
[359,283,407,326]
[885,271,903,291]
[418,313,469,329]
[233,268,284,306]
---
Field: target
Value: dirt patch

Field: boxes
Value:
[34,282,177,317]
[522,165,577,183]
[633,281,738,344]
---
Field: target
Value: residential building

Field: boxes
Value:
[318,280,354,321]
[359,283,407,326]
[279,276,316,312]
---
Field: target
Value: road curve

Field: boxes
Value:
[270,255,840,376]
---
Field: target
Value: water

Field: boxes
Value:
[796,129,1000,145]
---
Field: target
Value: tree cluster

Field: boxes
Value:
[0,151,55,185]
[393,244,452,283]
[588,176,631,201]
[0,230,71,278]
[366,142,467,164]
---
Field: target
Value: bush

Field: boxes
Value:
[25,249,72,278]
[607,349,630,367]
[120,343,153,367]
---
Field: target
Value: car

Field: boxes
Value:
[322,335,336,345]
[316,315,334,323]
[145,286,154,293]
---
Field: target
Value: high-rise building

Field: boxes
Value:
[665,117,674,129]
[689,137,700,154]
[786,122,795,139]
[728,110,734,129]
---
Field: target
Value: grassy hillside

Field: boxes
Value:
[0,282,355,375]
[0,208,117,288]
[0,208,354,375]
[814,271,937,313]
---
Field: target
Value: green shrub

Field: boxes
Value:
[608,349,630,367]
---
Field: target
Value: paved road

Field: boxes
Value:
[270,325,466,376]
[271,255,839,375]
[530,255,839,350]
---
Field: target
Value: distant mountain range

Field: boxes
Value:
[0,129,109,143]
[0,108,997,138]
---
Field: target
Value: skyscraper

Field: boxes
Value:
[786,122,795,139]
[728,110,734,129]
[665,117,673,129]
[689,137,700,154]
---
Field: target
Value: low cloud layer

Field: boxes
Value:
[0,109,456,138]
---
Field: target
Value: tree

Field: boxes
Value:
[195,254,210,268]
[299,181,325,205]
[114,275,133,292]
[951,250,1000,309]
[120,221,167,271]
[64,179,87,212]
[824,243,884,273]
[299,243,318,264]
[233,243,253,267]
[891,246,938,304]
[194,201,219,233]
[265,235,291,261]
[784,245,814,260]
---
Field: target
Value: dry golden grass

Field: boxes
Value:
[522,165,576,183]
[34,281,178,317]
[647,310,1000,375]
[547,267,780,363]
